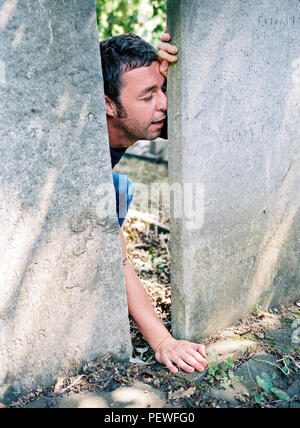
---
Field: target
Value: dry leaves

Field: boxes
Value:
[169,386,196,400]
[53,376,65,393]
[123,214,172,350]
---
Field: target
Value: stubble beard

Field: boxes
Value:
[116,103,160,144]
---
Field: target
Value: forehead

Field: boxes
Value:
[121,61,165,93]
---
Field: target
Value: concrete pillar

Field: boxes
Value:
[0,0,131,403]
[168,0,300,340]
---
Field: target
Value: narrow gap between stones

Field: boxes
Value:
[114,149,171,364]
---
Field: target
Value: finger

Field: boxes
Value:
[159,63,168,78]
[186,349,208,369]
[158,50,178,64]
[160,60,169,71]
[161,31,171,42]
[157,42,178,55]
[182,353,206,373]
[164,359,179,374]
[191,343,207,359]
[160,59,168,68]
[173,357,195,374]
[197,344,207,358]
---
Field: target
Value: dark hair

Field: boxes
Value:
[100,33,158,111]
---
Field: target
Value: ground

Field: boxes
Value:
[3,156,299,409]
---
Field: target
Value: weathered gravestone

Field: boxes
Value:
[168,0,300,340]
[0,0,131,403]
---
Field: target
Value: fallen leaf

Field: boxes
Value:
[101,352,112,361]
[234,329,250,335]
[257,312,266,319]
[169,387,184,400]
[141,370,154,377]
[170,386,196,400]
[54,376,65,392]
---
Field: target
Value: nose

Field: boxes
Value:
[157,89,168,112]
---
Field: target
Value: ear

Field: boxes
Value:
[105,95,117,118]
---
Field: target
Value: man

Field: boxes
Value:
[100,32,207,374]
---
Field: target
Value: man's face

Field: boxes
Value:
[116,61,167,145]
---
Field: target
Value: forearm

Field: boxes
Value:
[119,229,207,374]
[120,230,171,351]
[125,261,171,350]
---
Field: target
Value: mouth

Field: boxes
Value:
[151,118,166,128]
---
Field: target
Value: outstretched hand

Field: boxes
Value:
[154,336,208,374]
[158,29,178,78]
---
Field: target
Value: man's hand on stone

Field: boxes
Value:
[158,29,178,78]
[154,336,208,374]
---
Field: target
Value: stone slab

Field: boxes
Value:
[168,0,300,340]
[0,0,131,404]
[232,353,290,396]
[24,382,169,409]
[206,339,258,362]
[265,328,298,352]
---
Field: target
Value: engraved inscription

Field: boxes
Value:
[258,15,300,27]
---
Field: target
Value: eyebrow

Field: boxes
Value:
[138,85,159,97]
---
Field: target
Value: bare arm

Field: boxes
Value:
[120,229,207,374]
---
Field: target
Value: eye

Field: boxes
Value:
[143,95,153,101]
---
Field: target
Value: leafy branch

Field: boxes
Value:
[96,0,166,45]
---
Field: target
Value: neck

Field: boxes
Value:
[107,118,137,150]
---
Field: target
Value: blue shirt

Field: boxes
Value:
[110,147,127,169]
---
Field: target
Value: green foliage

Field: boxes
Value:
[254,392,265,406]
[252,304,262,316]
[205,357,243,389]
[96,0,166,45]
[271,387,291,402]
[280,357,291,376]
[255,372,291,405]
[281,317,294,325]
[256,372,273,393]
